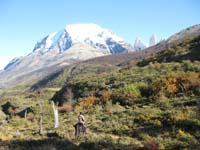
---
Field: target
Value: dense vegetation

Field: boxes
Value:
[0,35,200,149]
[138,36,200,66]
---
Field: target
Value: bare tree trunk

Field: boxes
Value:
[24,109,27,119]
[52,101,59,128]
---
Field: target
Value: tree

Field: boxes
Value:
[52,101,59,128]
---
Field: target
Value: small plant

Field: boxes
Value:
[100,90,113,104]
[78,95,97,109]
[58,102,74,113]
[103,101,113,115]
[144,140,159,150]
[112,84,141,106]
[26,112,35,122]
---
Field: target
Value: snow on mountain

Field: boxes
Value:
[33,29,72,54]
[65,24,124,46]
[133,37,147,51]
[149,34,157,47]
[4,57,23,71]
[33,23,133,55]
[134,34,159,50]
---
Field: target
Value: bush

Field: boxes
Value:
[151,72,200,98]
[112,84,141,106]
[143,140,159,150]
[182,60,194,71]
[78,95,97,109]
[139,83,154,98]
[100,90,113,104]
[0,109,6,120]
[103,101,113,115]
[58,102,74,113]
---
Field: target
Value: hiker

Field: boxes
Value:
[74,112,87,139]
[77,112,86,129]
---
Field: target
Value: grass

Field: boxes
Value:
[0,35,200,149]
[0,89,200,149]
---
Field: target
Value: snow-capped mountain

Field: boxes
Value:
[3,57,22,71]
[134,37,147,51]
[32,23,133,55]
[0,23,133,88]
[149,34,157,47]
[133,34,158,50]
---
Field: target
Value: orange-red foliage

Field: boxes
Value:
[78,96,97,109]
[101,90,112,103]
[154,72,200,96]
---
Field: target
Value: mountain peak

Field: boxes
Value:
[33,23,132,55]
[134,37,146,51]
[65,23,125,44]
[149,34,157,47]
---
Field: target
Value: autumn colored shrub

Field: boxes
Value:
[103,101,113,115]
[26,112,35,122]
[149,62,161,69]
[100,90,113,104]
[8,107,17,115]
[78,95,97,109]
[152,72,200,98]
[58,102,74,113]
[103,106,113,116]
[0,133,13,141]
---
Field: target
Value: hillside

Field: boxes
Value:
[31,24,200,91]
[0,23,135,89]
[0,24,200,150]
[138,35,200,66]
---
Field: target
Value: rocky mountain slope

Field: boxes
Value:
[1,24,199,89]
[31,24,200,93]
[0,24,134,88]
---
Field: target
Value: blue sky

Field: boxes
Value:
[0,0,199,69]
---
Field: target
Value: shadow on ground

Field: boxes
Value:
[0,138,78,150]
[0,137,141,150]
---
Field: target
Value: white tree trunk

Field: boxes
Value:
[24,109,27,119]
[52,101,59,128]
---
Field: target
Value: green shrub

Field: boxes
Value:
[112,84,141,106]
